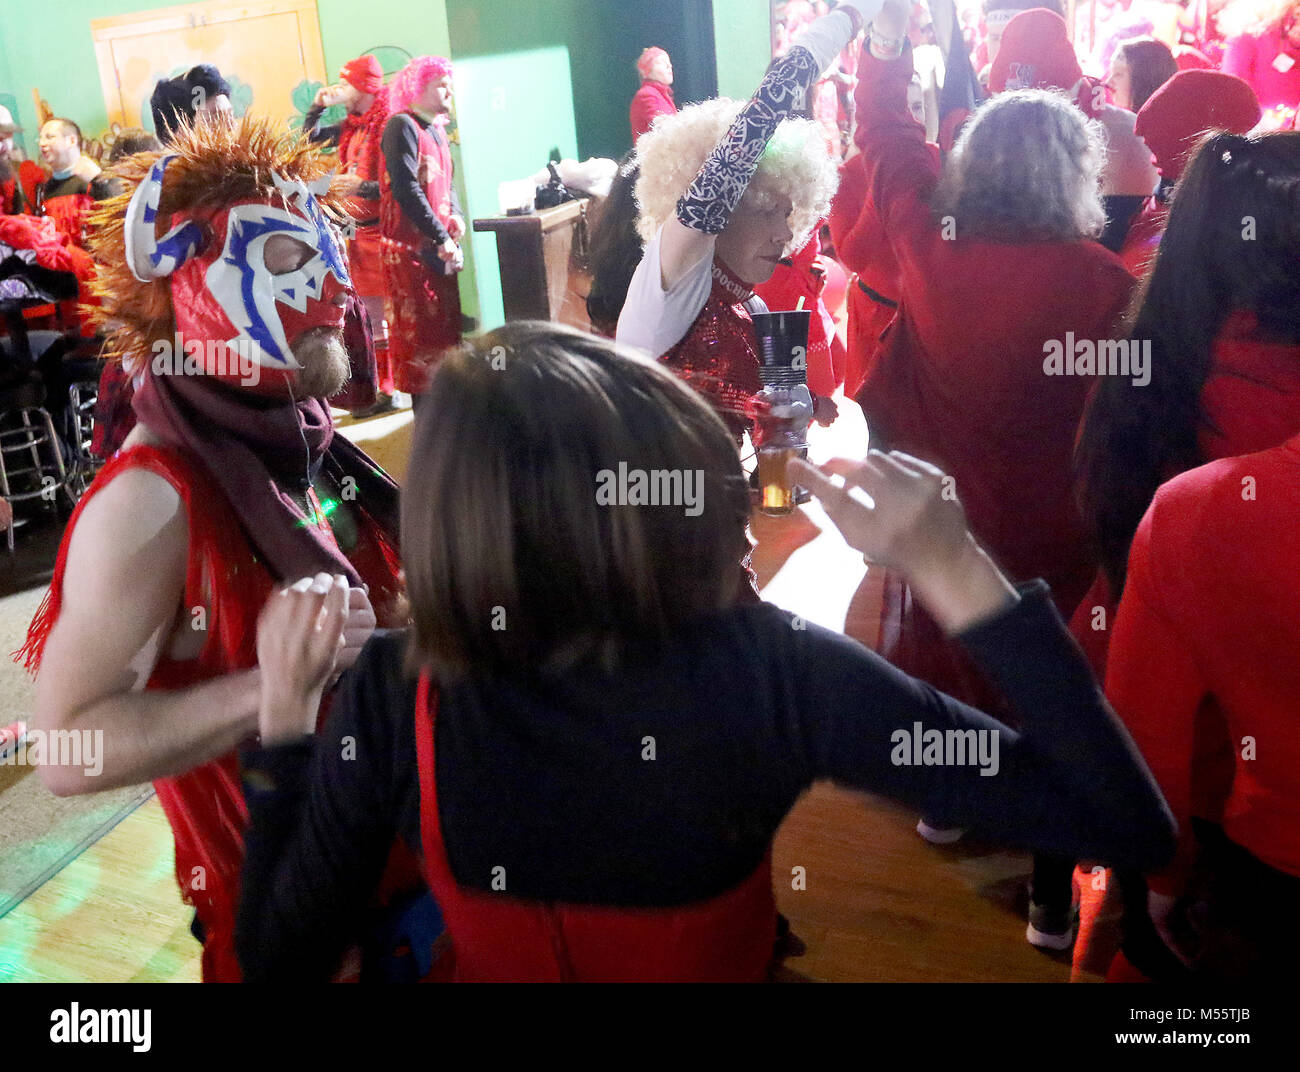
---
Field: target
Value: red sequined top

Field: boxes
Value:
[660,259,763,442]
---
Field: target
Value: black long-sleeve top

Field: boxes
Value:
[379,111,462,246]
[236,583,1176,981]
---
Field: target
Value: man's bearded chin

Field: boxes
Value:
[289,326,351,399]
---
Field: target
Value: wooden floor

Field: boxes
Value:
[0,397,1081,983]
[0,798,200,983]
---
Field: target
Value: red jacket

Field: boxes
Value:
[853,45,1133,610]
[1070,329,1300,678]
[630,80,676,142]
[1107,433,1300,893]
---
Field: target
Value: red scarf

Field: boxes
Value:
[338,87,390,177]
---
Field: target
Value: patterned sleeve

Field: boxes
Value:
[676,8,862,235]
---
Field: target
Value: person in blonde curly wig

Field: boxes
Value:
[618,3,878,442]
[632,98,838,257]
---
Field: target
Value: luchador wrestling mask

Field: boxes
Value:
[124,154,352,394]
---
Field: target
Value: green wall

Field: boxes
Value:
[712,0,772,99]
[446,1,581,329]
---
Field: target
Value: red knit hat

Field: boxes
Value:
[340,54,383,95]
[1135,70,1261,180]
[988,9,1082,95]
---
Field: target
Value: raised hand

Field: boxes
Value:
[790,451,1018,632]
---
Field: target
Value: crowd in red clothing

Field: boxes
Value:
[818,2,1299,981]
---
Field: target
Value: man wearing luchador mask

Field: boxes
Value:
[19,115,421,982]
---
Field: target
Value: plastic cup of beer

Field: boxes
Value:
[757,445,798,515]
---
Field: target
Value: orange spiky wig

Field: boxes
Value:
[86,113,352,379]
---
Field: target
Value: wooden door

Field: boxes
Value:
[91,0,328,134]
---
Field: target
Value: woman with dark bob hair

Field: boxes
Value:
[235,321,1173,982]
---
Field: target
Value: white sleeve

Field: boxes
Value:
[615,225,717,358]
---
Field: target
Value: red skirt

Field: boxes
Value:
[381,239,461,395]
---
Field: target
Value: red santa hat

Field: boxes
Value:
[1135,70,1261,181]
[637,47,668,80]
[988,9,1082,95]
[340,54,384,95]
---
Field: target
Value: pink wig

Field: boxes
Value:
[390,55,454,114]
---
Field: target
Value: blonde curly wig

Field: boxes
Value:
[632,97,839,252]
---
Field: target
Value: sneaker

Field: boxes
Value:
[915,817,966,844]
[0,721,26,762]
[1026,894,1078,951]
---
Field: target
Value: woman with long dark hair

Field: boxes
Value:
[1072,130,1300,981]
[233,321,1173,982]
[1106,36,1178,113]
[1077,130,1300,603]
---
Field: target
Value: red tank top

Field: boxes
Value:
[21,443,406,982]
[413,673,779,982]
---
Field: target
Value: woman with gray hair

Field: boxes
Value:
[849,0,1135,951]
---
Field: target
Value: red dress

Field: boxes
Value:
[21,444,405,981]
[380,114,462,395]
[338,102,388,301]
[853,45,1134,706]
[413,674,778,982]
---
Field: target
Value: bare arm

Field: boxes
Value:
[32,465,261,795]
